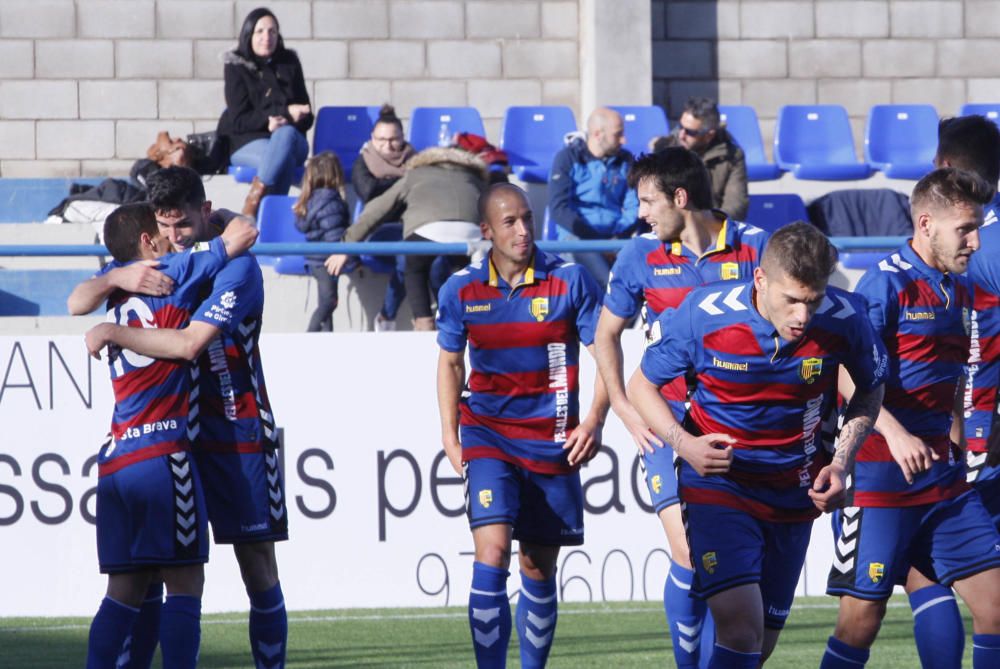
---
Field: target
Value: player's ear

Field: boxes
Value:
[914,211,933,238]
[673,187,689,209]
[480,221,492,240]
[201,200,212,218]
[752,265,767,293]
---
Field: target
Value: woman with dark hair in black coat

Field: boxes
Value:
[220,7,313,217]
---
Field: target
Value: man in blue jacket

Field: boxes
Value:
[548,107,639,287]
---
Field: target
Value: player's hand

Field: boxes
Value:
[809,462,847,512]
[676,433,735,476]
[325,253,350,276]
[221,216,259,252]
[564,417,603,467]
[614,401,663,454]
[442,434,463,475]
[84,323,114,360]
[110,260,172,297]
[886,432,939,484]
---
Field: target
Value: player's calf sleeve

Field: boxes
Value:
[819,636,869,668]
[469,562,511,669]
[86,597,140,669]
[119,581,163,669]
[664,560,708,669]
[248,582,288,669]
[706,644,761,669]
[973,634,1000,668]
[515,572,558,669]
[698,609,716,669]
[159,595,201,669]
[909,584,963,669]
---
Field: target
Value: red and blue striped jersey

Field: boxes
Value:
[964,195,1000,484]
[641,281,886,522]
[436,248,602,474]
[99,238,228,477]
[188,253,277,454]
[853,242,972,506]
[604,215,767,416]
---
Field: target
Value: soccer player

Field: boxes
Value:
[83,202,255,669]
[74,166,289,669]
[436,183,610,668]
[628,222,887,668]
[822,168,1000,669]
[595,147,767,668]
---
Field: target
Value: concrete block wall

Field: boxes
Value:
[0,0,582,177]
[653,0,1000,159]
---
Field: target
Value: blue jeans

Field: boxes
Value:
[230,125,309,194]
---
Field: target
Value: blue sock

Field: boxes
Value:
[664,560,708,668]
[819,636,869,668]
[698,609,716,669]
[119,582,163,669]
[909,584,963,669]
[160,595,201,669]
[973,634,1000,669]
[469,562,511,668]
[707,644,762,668]
[249,582,288,669]
[515,572,558,669]
[86,597,139,669]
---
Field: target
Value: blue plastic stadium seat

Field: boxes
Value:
[313,106,377,180]
[609,105,669,157]
[0,177,105,223]
[744,194,809,234]
[227,164,305,185]
[500,106,577,183]
[0,269,95,315]
[718,106,783,182]
[864,105,938,180]
[840,251,884,271]
[351,198,403,274]
[774,105,873,180]
[960,103,1000,125]
[542,206,557,241]
[257,194,308,275]
[409,107,486,151]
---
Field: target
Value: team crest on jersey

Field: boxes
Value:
[702,552,717,574]
[720,262,739,281]
[651,475,662,494]
[529,297,549,322]
[868,562,885,583]
[479,489,493,508]
[220,291,237,309]
[799,357,823,384]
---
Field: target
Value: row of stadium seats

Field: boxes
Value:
[232,102,1000,187]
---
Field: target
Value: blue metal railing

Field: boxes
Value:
[0,237,909,257]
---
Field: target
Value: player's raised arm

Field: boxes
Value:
[437,349,465,475]
[67,260,174,315]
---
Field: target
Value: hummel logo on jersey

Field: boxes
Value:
[878,253,913,273]
[466,303,491,313]
[654,266,682,276]
[220,291,237,309]
[713,357,749,372]
[904,310,935,321]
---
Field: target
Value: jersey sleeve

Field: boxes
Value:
[640,298,696,387]
[853,268,897,340]
[190,253,263,333]
[435,276,467,353]
[840,291,890,393]
[603,239,644,319]
[570,265,602,346]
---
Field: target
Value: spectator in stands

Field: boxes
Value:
[352,104,417,331]
[294,152,350,333]
[325,147,489,331]
[652,96,749,220]
[220,7,313,219]
[548,107,639,287]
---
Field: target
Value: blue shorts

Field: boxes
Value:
[640,445,680,512]
[465,457,584,546]
[974,476,1000,530]
[193,445,288,544]
[97,451,209,574]
[683,502,812,630]
[827,490,1000,599]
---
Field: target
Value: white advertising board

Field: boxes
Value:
[0,332,836,616]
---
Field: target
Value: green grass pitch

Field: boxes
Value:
[0,597,973,667]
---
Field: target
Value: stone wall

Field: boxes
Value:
[652,0,1000,156]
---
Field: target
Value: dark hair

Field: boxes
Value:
[147,166,206,212]
[936,115,1000,188]
[911,167,994,216]
[628,146,713,210]
[374,103,403,134]
[683,96,720,129]
[104,203,159,264]
[477,182,529,222]
[761,221,838,288]
[236,7,284,61]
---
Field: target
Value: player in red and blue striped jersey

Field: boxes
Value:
[821,169,1000,669]
[595,147,767,668]
[628,222,886,669]
[437,183,610,669]
[82,203,256,669]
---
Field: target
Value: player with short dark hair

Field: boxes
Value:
[83,202,255,669]
[596,146,768,667]
[437,183,610,668]
[822,168,1000,669]
[628,221,886,668]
